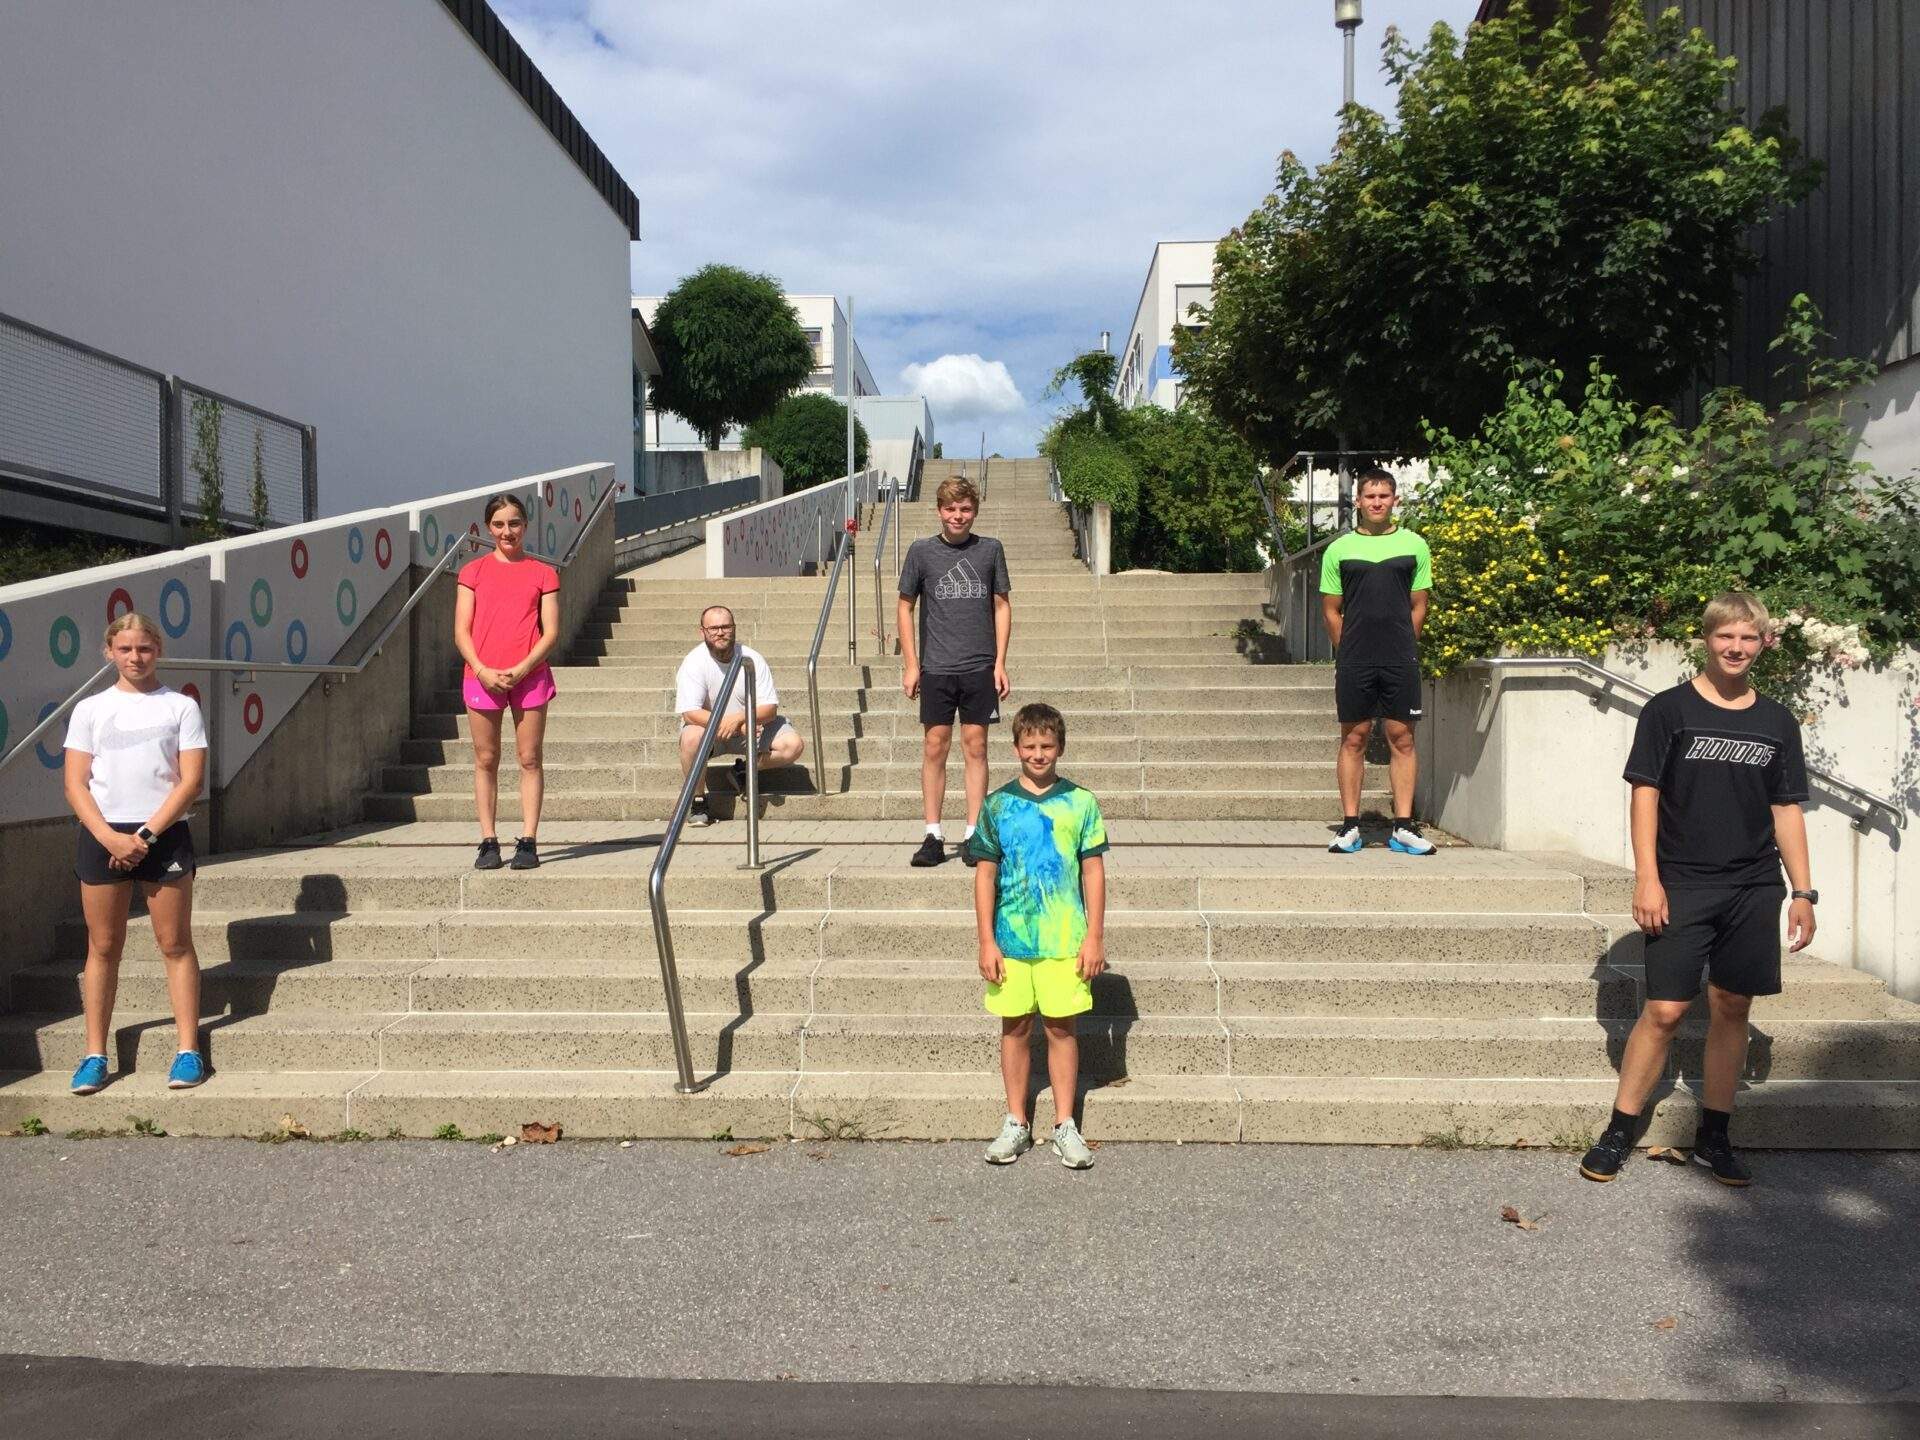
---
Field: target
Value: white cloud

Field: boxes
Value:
[498,0,1464,454]
[899,354,1025,422]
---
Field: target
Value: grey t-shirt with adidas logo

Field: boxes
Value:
[898,532,1011,674]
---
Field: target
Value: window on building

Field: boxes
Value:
[1174,284,1213,328]
[802,327,826,365]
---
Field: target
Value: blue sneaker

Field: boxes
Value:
[166,1050,207,1089]
[70,1054,109,1095]
[1388,821,1436,856]
[1327,822,1363,854]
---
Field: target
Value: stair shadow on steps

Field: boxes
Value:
[705,849,817,1088]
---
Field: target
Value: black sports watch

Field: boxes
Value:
[135,825,158,845]
[1790,889,1818,905]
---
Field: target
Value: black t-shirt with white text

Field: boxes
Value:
[1622,682,1808,888]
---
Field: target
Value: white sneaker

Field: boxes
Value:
[1389,822,1436,856]
[984,1114,1033,1165]
[1327,823,1363,854]
[1051,1117,1095,1169]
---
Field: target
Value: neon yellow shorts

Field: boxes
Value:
[984,956,1093,1019]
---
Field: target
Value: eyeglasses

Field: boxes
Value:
[703,624,735,634]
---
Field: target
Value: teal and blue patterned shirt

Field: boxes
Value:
[968,778,1109,959]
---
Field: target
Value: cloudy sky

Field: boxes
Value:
[498,1,1464,456]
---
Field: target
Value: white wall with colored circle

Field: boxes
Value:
[0,553,215,824]
[209,506,412,786]
[409,463,614,570]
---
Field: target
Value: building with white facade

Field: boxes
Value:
[1114,241,1217,410]
[633,294,878,452]
[0,0,638,524]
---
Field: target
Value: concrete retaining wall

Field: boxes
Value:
[1418,643,1920,1000]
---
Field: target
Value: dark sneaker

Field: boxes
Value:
[909,834,946,867]
[731,758,749,793]
[473,837,503,871]
[1691,1134,1752,1187]
[686,796,714,828]
[510,837,540,870]
[961,836,980,868]
[1579,1127,1635,1182]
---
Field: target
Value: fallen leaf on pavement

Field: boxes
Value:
[1499,1205,1542,1231]
[1653,1316,1678,1331]
[929,1215,953,1223]
[1510,1137,1528,1149]
[806,1150,829,1161]
[1646,1146,1686,1165]
[723,1143,770,1157]
[520,1122,561,1144]
[278,1114,309,1139]
[1106,1076,1132,1088]
[501,1135,518,1147]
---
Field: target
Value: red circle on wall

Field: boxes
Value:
[543,481,555,507]
[290,539,310,578]
[574,498,582,523]
[242,692,264,734]
[374,528,393,570]
[106,588,135,622]
[180,683,202,707]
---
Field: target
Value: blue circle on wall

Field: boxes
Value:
[158,580,191,639]
[225,620,253,663]
[423,514,441,556]
[545,523,557,555]
[49,616,81,669]
[347,527,365,564]
[285,619,308,664]
[35,701,63,768]
[558,487,570,518]
[337,579,358,626]
[0,607,11,663]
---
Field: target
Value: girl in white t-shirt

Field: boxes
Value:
[62,613,210,1095]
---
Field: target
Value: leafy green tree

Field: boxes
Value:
[1178,0,1816,460]
[1043,350,1125,437]
[1125,408,1267,573]
[249,424,270,528]
[742,392,870,491]
[650,265,814,448]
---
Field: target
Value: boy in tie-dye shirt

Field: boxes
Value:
[968,703,1108,1168]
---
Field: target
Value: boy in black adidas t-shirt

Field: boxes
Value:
[1579,593,1816,1188]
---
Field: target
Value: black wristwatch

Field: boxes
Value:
[135,825,158,845]
[1790,889,1818,905]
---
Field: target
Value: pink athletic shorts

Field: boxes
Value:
[462,664,557,713]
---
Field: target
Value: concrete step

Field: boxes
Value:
[398,732,1344,767]
[361,787,1381,823]
[418,707,1343,742]
[4,1068,1914,1145]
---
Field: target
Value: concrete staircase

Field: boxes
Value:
[3,462,1916,1145]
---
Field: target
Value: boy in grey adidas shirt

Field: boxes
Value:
[897,475,1011,867]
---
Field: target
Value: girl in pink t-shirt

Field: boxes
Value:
[454,494,560,870]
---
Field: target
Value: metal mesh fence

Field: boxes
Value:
[178,385,307,526]
[0,314,165,502]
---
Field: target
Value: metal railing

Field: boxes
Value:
[648,648,764,1094]
[1268,532,1340,663]
[1465,657,1905,832]
[1047,460,1097,578]
[0,478,623,781]
[2,309,317,546]
[616,474,758,536]
[871,475,900,653]
[805,529,855,797]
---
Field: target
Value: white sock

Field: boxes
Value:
[963,824,976,841]
[925,823,944,840]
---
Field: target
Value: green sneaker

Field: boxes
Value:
[1051,1117,1094,1169]
[984,1115,1032,1165]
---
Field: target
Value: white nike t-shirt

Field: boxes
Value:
[64,685,208,823]
[673,643,778,718]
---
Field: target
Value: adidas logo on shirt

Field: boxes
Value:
[935,559,987,600]
[1682,736,1777,766]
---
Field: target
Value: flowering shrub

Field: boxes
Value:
[1406,298,1920,690]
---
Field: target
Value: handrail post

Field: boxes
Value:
[846,521,857,664]
[740,661,761,870]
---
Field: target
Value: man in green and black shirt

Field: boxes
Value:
[1318,466,1434,855]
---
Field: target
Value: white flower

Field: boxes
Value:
[1638,493,1651,505]
[1672,465,1690,478]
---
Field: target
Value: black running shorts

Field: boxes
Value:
[1335,662,1423,725]
[1642,884,1784,1001]
[75,821,196,886]
[919,669,1001,729]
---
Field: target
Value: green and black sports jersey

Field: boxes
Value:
[1319,527,1432,669]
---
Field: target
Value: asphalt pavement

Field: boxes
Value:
[1,1136,1915,1430]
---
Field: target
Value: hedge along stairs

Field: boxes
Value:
[3,461,1917,1144]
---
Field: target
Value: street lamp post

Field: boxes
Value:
[1335,0,1362,109]
[1334,1,1362,527]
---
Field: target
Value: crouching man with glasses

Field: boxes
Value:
[673,605,805,826]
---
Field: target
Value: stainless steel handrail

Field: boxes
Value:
[1465,656,1906,832]
[871,476,899,653]
[805,529,854,798]
[0,479,623,779]
[1047,460,1096,576]
[648,647,762,1094]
